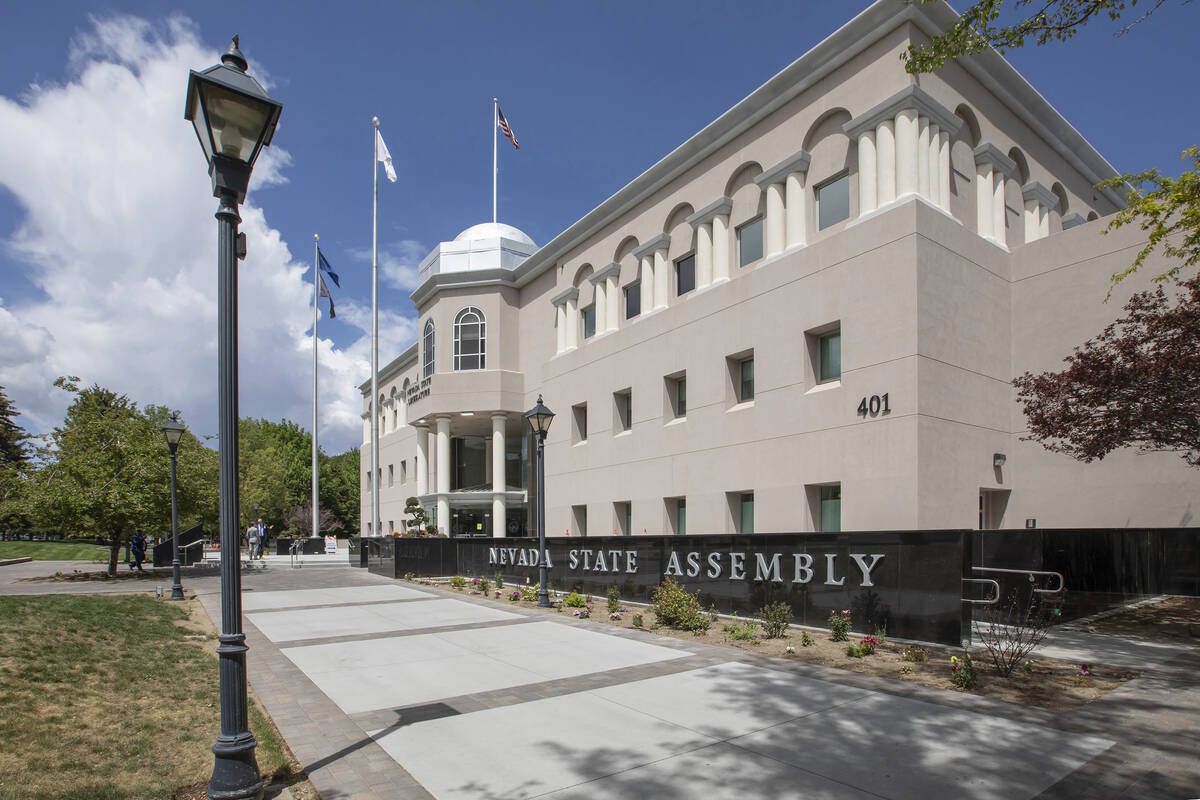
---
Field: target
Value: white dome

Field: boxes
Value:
[453,222,536,248]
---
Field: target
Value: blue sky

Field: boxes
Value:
[1,0,1196,454]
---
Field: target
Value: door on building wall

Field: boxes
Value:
[979,489,1010,529]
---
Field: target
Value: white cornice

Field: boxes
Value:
[974,143,1017,177]
[753,151,812,188]
[843,84,962,139]
[685,197,733,228]
[631,233,671,260]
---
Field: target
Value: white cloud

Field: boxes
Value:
[350,239,428,291]
[0,14,392,453]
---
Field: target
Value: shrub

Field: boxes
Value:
[651,578,710,633]
[901,645,927,663]
[722,619,759,641]
[828,609,851,641]
[632,611,645,628]
[450,575,466,589]
[845,636,878,658]
[758,601,793,638]
[564,591,588,608]
[477,577,490,594]
[606,586,621,614]
[950,652,977,690]
[494,571,503,589]
[519,583,540,602]
[800,631,814,647]
[404,572,415,581]
[976,589,1063,677]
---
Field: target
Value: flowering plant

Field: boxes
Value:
[828,609,852,642]
[609,611,622,620]
[509,590,521,601]
[573,605,592,619]
[1075,663,1091,684]
[950,652,977,689]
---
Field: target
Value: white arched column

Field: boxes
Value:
[550,286,579,353]
[632,234,670,311]
[785,171,806,248]
[753,152,810,258]
[653,246,669,309]
[492,413,506,538]
[843,85,963,219]
[695,222,713,287]
[686,197,732,284]
[975,144,1016,247]
[589,262,621,332]
[764,183,786,256]
[639,254,653,313]
[435,415,450,536]
[1022,181,1059,243]
[712,213,730,282]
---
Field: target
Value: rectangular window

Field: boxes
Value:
[573,403,588,444]
[665,373,687,419]
[614,501,632,536]
[572,504,588,537]
[818,331,841,383]
[737,217,764,267]
[614,389,632,432]
[676,498,686,536]
[675,254,695,296]
[817,174,851,230]
[388,520,394,535]
[582,304,596,339]
[624,282,641,319]
[739,358,754,402]
[740,493,755,534]
[400,460,407,483]
[451,436,487,490]
[387,464,394,487]
[819,484,841,532]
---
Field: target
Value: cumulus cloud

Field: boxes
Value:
[351,239,428,292]
[0,14,391,453]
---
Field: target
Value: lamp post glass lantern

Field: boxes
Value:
[185,35,281,800]
[524,396,554,607]
[161,415,186,601]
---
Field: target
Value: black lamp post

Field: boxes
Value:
[185,36,281,800]
[523,395,554,608]
[162,414,186,601]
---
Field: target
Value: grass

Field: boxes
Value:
[0,541,109,562]
[0,594,293,800]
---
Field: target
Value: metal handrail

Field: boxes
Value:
[289,539,303,569]
[962,578,1001,605]
[972,566,1065,594]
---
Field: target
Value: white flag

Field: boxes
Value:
[376,128,397,183]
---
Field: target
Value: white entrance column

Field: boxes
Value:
[435,415,450,536]
[843,85,963,219]
[492,413,506,538]
[415,423,429,496]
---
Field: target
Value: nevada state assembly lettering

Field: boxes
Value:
[488,546,884,588]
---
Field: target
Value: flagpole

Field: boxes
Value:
[370,118,381,540]
[493,97,498,225]
[312,234,320,543]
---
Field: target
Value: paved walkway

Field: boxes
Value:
[2,558,1197,799]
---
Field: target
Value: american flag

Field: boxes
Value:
[497,105,519,149]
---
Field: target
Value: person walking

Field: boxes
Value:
[130,531,147,573]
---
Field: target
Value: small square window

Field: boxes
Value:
[582,304,596,339]
[675,254,695,296]
[817,174,850,230]
[737,217,764,267]
[819,331,841,382]
[624,283,641,319]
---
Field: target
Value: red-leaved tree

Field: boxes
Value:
[1014,278,1200,467]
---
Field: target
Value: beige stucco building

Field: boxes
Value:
[359,0,1199,538]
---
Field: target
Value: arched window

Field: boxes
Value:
[453,307,486,370]
[423,319,435,379]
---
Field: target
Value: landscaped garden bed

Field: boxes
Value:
[415,574,1141,713]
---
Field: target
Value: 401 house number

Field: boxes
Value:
[857,393,890,417]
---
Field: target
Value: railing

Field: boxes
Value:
[961,578,1001,605]
[972,566,1065,595]
[289,539,303,569]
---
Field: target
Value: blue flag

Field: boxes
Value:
[318,274,336,319]
[318,248,340,288]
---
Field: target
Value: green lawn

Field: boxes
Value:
[0,540,109,562]
[0,594,293,800]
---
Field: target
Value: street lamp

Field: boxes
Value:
[523,395,554,608]
[185,36,281,800]
[161,414,186,602]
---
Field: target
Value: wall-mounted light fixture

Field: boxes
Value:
[993,453,1007,468]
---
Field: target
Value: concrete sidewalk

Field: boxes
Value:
[4,558,1196,798]
[198,565,1198,800]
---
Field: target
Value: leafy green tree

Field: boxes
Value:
[904,0,1197,286]
[0,387,31,534]
[320,447,360,534]
[0,386,28,468]
[404,496,427,536]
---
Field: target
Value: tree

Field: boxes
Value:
[404,496,428,536]
[321,448,359,534]
[1014,278,1200,466]
[0,386,29,468]
[904,0,1198,286]
[29,378,216,574]
[0,387,30,534]
[282,499,342,538]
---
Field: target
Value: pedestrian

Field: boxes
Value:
[130,531,147,573]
